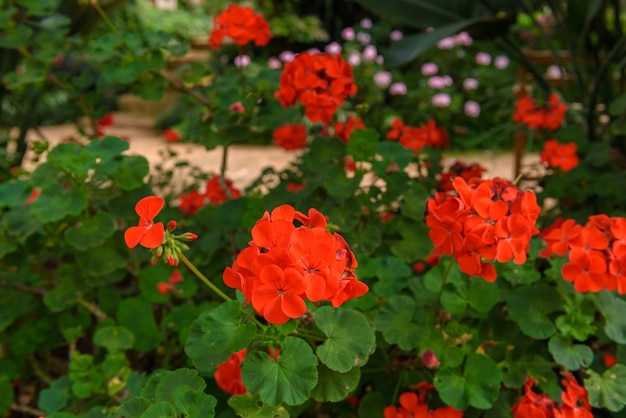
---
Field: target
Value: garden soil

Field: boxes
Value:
[19,112,541,191]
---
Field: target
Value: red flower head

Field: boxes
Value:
[163,128,180,143]
[513,93,566,130]
[214,349,248,395]
[540,139,579,172]
[124,196,165,249]
[205,175,241,205]
[334,115,365,144]
[272,123,308,150]
[275,52,357,123]
[286,182,305,192]
[209,5,270,49]
[179,189,205,215]
[386,118,449,153]
[511,378,557,418]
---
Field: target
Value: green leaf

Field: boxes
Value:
[373,141,412,173]
[184,312,222,373]
[154,368,206,403]
[371,256,412,297]
[139,401,175,418]
[31,184,87,223]
[113,156,150,190]
[434,353,502,410]
[201,300,257,354]
[585,364,626,412]
[468,277,499,313]
[0,376,13,414]
[310,364,360,402]
[0,24,32,48]
[242,337,318,406]
[374,295,427,350]
[596,291,626,344]
[441,281,467,315]
[76,247,126,277]
[507,283,561,339]
[174,391,217,417]
[113,397,152,418]
[0,180,30,208]
[93,326,135,352]
[117,298,163,352]
[315,306,375,372]
[548,335,593,371]
[228,394,290,417]
[347,128,379,162]
[609,93,626,116]
[64,212,115,250]
[133,73,168,102]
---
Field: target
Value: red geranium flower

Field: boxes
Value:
[272,123,308,150]
[163,128,180,143]
[214,349,248,395]
[540,139,579,172]
[334,115,365,144]
[124,196,165,249]
[209,5,270,49]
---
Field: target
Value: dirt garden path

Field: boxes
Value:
[20,112,541,190]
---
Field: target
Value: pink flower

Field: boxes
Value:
[373,71,392,88]
[494,55,509,69]
[234,54,251,68]
[347,52,361,66]
[475,52,492,65]
[437,37,456,49]
[463,78,478,90]
[390,30,403,41]
[454,31,472,46]
[432,93,451,107]
[356,32,371,45]
[421,62,438,76]
[279,50,295,62]
[362,45,378,62]
[360,18,373,29]
[375,55,384,64]
[547,65,562,79]
[389,82,407,95]
[341,27,355,40]
[442,75,453,86]
[324,42,342,55]
[267,57,281,69]
[427,76,447,89]
[464,100,481,117]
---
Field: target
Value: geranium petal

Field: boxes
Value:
[135,196,164,222]
[124,226,148,249]
[139,222,165,248]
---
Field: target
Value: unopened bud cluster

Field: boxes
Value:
[150,220,198,266]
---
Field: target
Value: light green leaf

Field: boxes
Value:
[585,364,626,412]
[227,394,290,417]
[113,397,152,418]
[174,391,217,418]
[242,337,318,406]
[468,277,499,313]
[507,283,561,339]
[154,368,206,403]
[93,326,135,352]
[596,291,626,344]
[374,295,426,350]
[31,184,87,223]
[315,306,375,372]
[201,300,257,354]
[139,402,175,418]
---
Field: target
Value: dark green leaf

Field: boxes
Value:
[585,364,626,412]
[64,212,115,250]
[201,300,257,354]
[596,291,626,344]
[507,283,561,339]
[31,184,87,223]
[310,364,360,402]
[154,368,206,403]
[93,326,135,352]
[117,298,163,352]
[548,335,593,371]
[174,391,217,417]
[374,295,427,350]
[242,337,318,406]
[113,397,152,418]
[227,394,290,417]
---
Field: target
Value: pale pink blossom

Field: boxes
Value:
[342,27,355,41]
[347,52,361,66]
[464,100,481,117]
[389,82,407,95]
[325,42,342,55]
[454,31,473,46]
[267,57,282,69]
[546,65,562,79]
[427,76,447,89]
[475,52,492,65]
[421,62,438,76]
[360,18,373,29]
[362,45,378,62]
[390,30,403,41]
[279,50,295,62]
[432,93,451,107]
[437,37,456,49]
[356,32,371,45]
[494,55,510,69]
[234,55,251,68]
[373,71,392,88]
[463,78,478,90]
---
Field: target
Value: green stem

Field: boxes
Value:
[178,252,267,330]
[293,327,326,342]
[391,370,407,405]
[93,2,121,37]
[76,296,107,321]
[435,259,455,315]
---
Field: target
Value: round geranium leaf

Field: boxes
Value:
[154,368,206,403]
[140,401,175,418]
[227,394,289,418]
[242,336,318,406]
[64,212,115,250]
[548,335,593,371]
[434,353,502,410]
[173,391,217,417]
[585,364,626,412]
[201,300,257,353]
[310,364,360,402]
[31,184,87,223]
[93,326,135,352]
[315,306,375,372]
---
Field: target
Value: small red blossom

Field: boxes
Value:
[334,115,365,144]
[272,123,308,150]
[124,196,165,249]
[209,5,270,49]
[286,182,305,192]
[421,350,440,368]
[438,161,487,192]
[163,128,180,143]
[24,188,40,205]
[214,349,248,395]
[540,139,579,172]
[157,282,175,295]
[604,353,618,367]
[229,102,245,113]
[168,270,184,285]
[386,118,449,153]
[513,93,566,130]
[205,175,241,205]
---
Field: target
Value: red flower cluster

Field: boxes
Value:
[95,112,114,138]
[163,128,180,143]
[334,115,365,144]
[426,177,541,282]
[384,389,463,418]
[275,52,358,123]
[214,349,247,396]
[222,205,368,324]
[124,196,165,249]
[511,375,592,418]
[438,161,487,192]
[179,175,241,215]
[286,182,305,192]
[540,139,579,172]
[272,123,308,150]
[386,118,449,153]
[208,4,270,49]
[157,269,184,295]
[540,214,626,293]
[513,93,566,130]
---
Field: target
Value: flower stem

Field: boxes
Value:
[76,296,107,321]
[435,259,455,316]
[178,252,267,330]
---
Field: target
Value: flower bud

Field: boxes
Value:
[167,220,177,231]
[421,350,440,368]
